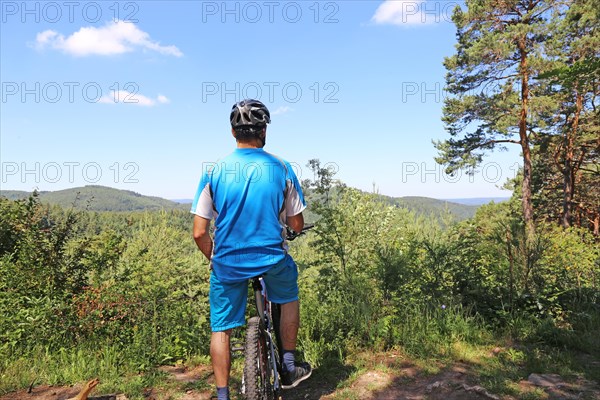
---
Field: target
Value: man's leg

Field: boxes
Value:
[279,300,299,350]
[264,255,311,388]
[278,299,311,387]
[211,330,232,388]
[209,272,247,400]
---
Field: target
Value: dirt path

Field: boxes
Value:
[3,352,599,400]
[282,359,502,400]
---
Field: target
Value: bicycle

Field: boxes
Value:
[241,224,313,400]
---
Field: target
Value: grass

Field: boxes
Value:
[2,308,599,400]
[462,341,600,399]
[294,305,600,399]
[320,339,600,399]
[0,345,172,399]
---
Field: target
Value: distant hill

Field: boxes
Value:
[171,199,193,204]
[0,190,30,201]
[304,187,481,222]
[382,195,479,221]
[443,197,510,206]
[0,186,187,212]
[1,186,484,219]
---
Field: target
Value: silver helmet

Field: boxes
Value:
[230,99,271,128]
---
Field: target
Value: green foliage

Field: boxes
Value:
[0,194,211,394]
[538,224,599,308]
[446,201,599,324]
[436,0,558,171]
[0,193,86,352]
[295,172,598,366]
[296,179,494,362]
[530,0,600,233]
[1,162,598,397]
[438,0,599,234]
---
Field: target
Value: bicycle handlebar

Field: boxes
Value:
[286,224,314,241]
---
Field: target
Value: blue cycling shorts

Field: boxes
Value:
[209,254,299,332]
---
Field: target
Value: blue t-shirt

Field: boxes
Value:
[191,148,306,282]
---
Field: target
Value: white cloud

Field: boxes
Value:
[98,91,169,107]
[35,30,59,46]
[272,106,292,116]
[371,0,439,26]
[34,20,183,57]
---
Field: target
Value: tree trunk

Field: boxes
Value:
[518,38,535,237]
[562,93,583,228]
[562,139,574,228]
[506,229,514,311]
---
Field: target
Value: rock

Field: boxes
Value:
[460,383,500,400]
[527,373,564,388]
[425,381,445,392]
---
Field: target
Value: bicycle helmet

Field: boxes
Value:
[230,99,271,128]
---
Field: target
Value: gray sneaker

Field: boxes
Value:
[281,362,312,389]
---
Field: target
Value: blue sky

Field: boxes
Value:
[1,0,521,199]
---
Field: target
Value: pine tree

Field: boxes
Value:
[535,0,599,232]
[435,0,562,235]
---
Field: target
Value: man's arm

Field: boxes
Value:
[193,215,213,261]
[282,160,306,235]
[287,212,304,234]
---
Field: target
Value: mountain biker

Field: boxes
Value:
[191,99,312,400]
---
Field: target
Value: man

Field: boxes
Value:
[191,99,312,400]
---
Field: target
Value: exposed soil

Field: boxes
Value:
[0,386,81,400]
[0,384,127,400]
[283,358,502,400]
[2,351,599,400]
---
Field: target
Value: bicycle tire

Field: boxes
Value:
[243,316,274,400]
[268,304,284,399]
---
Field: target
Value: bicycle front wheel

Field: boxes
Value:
[243,316,274,400]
